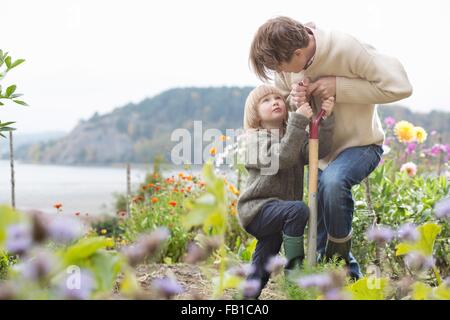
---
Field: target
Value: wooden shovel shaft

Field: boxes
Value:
[307,138,319,266]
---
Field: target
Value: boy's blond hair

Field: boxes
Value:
[249,16,310,81]
[244,85,288,130]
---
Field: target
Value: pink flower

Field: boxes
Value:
[400,162,417,177]
[431,144,442,157]
[405,142,417,155]
[384,117,396,128]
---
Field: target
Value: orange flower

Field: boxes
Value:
[165,177,175,184]
[187,186,192,192]
[142,185,148,191]
[132,195,144,203]
[147,183,155,188]
[209,147,217,156]
[155,186,161,191]
[53,202,62,210]
[180,188,185,193]
[178,172,185,178]
[198,181,206,187]
[186,175,193,181]
[168,201,177,207]
[173,188,179,193]
[151,197,158,204]
[219,135,230,142]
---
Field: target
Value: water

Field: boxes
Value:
[0,160,149,215]
[0,160,236,215]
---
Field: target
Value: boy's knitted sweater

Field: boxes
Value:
[237,112,334,227]
[275,27,412,170]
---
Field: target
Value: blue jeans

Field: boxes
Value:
[244,200,309,298]
[316,144,383,278]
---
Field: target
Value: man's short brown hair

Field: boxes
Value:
[249,16,310,81]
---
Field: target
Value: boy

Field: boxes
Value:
[238,84,335,299]
[249,16,413,279]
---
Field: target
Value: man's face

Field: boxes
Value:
[277,49,308,73]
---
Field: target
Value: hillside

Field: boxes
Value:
[11,87,450,164]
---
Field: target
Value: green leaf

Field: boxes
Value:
[90,251,123,292]
[63,237,114,265]
[344,276,389,300]
[13,100,28,106]
[0,206,22,249]
[412,282,432,300]
[10,59,25,69]
[6,85,16,97]
[5,56,11,68]
[396,222,442,256]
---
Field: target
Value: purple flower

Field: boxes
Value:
[48,216,85,244]
[228,264,255,278]
[404,252,435,271]
[265,255,287,274]
[20,250,55,281]
[184,242,207,264]
[296,273,333,291]
[323,288,348,300]
[397,223,419,242]
[384,117,396,128]
[5,223,33,255]
[240,279,261,298]
[434,198,450,219]
[152,277,183,299]
[59,269,96,300]
[366,225,394,245]
[405,142,417,155]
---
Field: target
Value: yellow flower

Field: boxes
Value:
[394,121,415,143]
[209,147,217,156]
[228,184,240,196]
[101,229,107,235]
[414,127,427,143]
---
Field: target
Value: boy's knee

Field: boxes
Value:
[288,201,309,222]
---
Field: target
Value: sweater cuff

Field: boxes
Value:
[288,112,310,129]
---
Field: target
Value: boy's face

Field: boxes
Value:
[277,49,308,73]
[257,93,287,128]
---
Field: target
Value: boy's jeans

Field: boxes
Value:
[244,200,309,299]
[316,144,383,277]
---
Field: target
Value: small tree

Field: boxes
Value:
[0,49,28,137]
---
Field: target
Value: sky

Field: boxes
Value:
[2,0,450,134]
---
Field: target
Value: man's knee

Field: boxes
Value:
[287,201,309,222]
[319,170,350,197]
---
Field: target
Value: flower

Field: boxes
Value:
[384,117,396,128]
[53,202,62,210]
[405,142,417,155]
[122,228,170,266]
[228,264,255,278]
[47,216,85,244]
[434,198,450,219]
[209,147,217,156]
[219,135,230,142]
[430,144,442,157]
[59,269,96,300]
[240,279,261,298]
[228,184,240,196]
[296,273,333,290]
[397,223,419,242]
[20,250,55,281]
[400,162,417,177]
[366,225,394,245]
[152,277,183,299]
[132,195,144,203]
[394,120,415,143]
[100,229,107,235]
[404,251,435,271]
[151,197,158,204]
[265,255,287,274]
[5,224,32,255]
[414,127,427,143]
[168,201,177,207]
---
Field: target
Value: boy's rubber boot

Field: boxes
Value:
[325,237,362,280]
[325,237,351,263]
[282,234,305,273]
